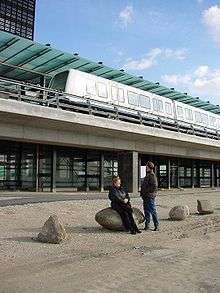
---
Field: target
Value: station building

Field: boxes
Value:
[0,31,220,193]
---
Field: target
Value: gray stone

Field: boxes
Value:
[37,215,67,244]
[169,205,190,221]
[197,200,214,215]
[95,207,145,231]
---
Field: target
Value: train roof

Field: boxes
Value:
[0,31,219,115]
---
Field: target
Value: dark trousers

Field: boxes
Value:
[111,202,138,232]
[143,197,159,227]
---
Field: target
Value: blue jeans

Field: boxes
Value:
[143,197,159,227]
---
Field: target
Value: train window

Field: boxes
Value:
[139,95,151,109]
[201,113,208,125]
[128,91,139,106]
[153,98,158,111]
[165,102,172,115]
[210,116,217,127]
[86,80,96,95]
[118,88,125,102]
[97,82,108,98]
[195,112,202,123]
[185,108,193,121]
[158,100,164,112]
[111,86,118,101]
[177,106,184,118]
[49,71,69,91]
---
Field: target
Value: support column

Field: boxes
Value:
[51,147,57,192]
[118,151,138,195]
[167,159,171,189]
[100,153,104,192]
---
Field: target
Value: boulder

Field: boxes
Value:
[169,205,190,221]
[37,215,67,244]
[197,200,214,215]
[95,207,145,231]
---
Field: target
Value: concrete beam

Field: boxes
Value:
[0,98,219,161]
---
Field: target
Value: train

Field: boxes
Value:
[49,69,220,132]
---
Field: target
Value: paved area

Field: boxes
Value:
[0,189,219,292]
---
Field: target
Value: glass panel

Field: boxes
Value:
[140,95,151,109]
[97,82,108,98]
[153,98,158,111]
[210,116,217,127]
[195,112,202,123]
[165,102,172,115]
[87,153,100,191]
[201,113,208,126]
[128,91,139,106]
[104,154,118,190]
[118,88,125,102]
[49,71,69,91]
[158,100,164,112]
[177,106,184,118]
[86,80,96,95]
[111,86,118,101]
[185,108,193,121]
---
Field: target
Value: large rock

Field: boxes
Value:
[169,205,190,221]
[95,207,145,231]
[37,215,67,244]
[197,200,214,215]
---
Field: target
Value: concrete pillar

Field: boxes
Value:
[100,153,104,192]
[51,147,57,192]
[118,151,139,195]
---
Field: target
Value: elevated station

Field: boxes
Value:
[0,31,220,193]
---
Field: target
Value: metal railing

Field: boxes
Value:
[0,77,219,140]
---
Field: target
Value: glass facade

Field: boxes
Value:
[0,140,219,192]
[140,155,219,189]
[0,0,36,40]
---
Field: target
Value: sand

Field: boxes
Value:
[0,190,219,293]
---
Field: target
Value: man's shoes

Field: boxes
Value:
[136,229,142,234]
[144,225,150,231]
[154,226,159,231]
[130,230,136,235]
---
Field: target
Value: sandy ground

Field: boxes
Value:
[0,190,219,293]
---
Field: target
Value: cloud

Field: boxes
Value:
[197,0,203,4]
[162,66,220,100]
[123,48,187,70]
[162,74,191,85]
[203,5,220,42]
[118,6,134,28]
[163,49,187,60]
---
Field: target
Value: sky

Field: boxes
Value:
[35,0,220,105]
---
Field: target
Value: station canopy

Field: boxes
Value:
[0,31,219,114]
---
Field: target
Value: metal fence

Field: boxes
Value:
[0,77,219,140]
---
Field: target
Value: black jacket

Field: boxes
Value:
[140,171,158,198]
[108,186,130,205]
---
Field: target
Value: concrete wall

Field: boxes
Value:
[0,98,220,161]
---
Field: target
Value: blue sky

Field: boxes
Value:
[35,0,220,105]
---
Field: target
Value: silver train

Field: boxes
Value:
[49,69,220,133]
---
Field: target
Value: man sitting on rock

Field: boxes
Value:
[108,176,141,235]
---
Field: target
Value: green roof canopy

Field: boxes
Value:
[0,31,219,115]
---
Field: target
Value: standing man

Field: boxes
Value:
[140,161,159,231]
